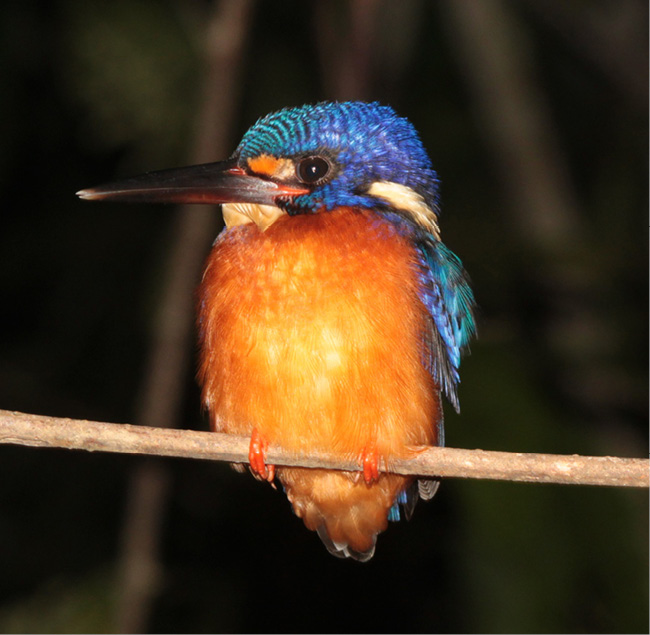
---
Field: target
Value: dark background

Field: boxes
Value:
[0,1,647,633]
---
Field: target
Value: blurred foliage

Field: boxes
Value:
[0,568,116,634]
[0,0,647,633]
[61,0,200,169]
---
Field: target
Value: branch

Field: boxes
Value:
[1,410,646,488]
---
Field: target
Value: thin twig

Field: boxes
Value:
[442,0,582,249]
[522,0,648,108]
[1,409,646,488]
[114,1,254,631]
[314,0,380,100]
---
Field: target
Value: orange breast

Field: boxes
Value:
[198,206,439,455]
[197,207,441,557]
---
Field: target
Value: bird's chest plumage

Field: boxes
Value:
[198,207,439,457]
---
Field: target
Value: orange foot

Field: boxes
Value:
[361,444,380,485]
[249,428,276,486]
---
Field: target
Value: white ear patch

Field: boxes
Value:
[367,181,440,240]
[222,202,287,231]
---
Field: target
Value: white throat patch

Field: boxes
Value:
[222,202,286,231]
[367,181,440,240]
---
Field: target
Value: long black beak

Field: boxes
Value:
[76,160,308,205]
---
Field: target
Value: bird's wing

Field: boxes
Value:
[416,238,476,413]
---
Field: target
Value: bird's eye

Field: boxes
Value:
[296,156,330,184]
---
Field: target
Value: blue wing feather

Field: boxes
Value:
[416,238,476,413]
[374,210,476,411]
[387,236,474,524]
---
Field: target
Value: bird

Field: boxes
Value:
[77,101,476,561]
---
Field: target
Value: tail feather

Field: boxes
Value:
[280,467,417,561]
[316,525,376,562]
[418,477,441,501]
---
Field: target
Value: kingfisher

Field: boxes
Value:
[77,101,475,561]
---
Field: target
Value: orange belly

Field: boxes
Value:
[198,207,440,558]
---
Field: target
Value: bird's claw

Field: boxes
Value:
[361,444,380,484]
[249,428,276,486]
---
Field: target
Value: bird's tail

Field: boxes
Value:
[279,467,416,561]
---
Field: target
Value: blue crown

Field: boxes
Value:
[234,101,440,213]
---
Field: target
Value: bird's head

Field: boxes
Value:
[78,101,441,237]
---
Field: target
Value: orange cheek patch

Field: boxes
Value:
[247,154,281,176]
[247,154,295,180]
